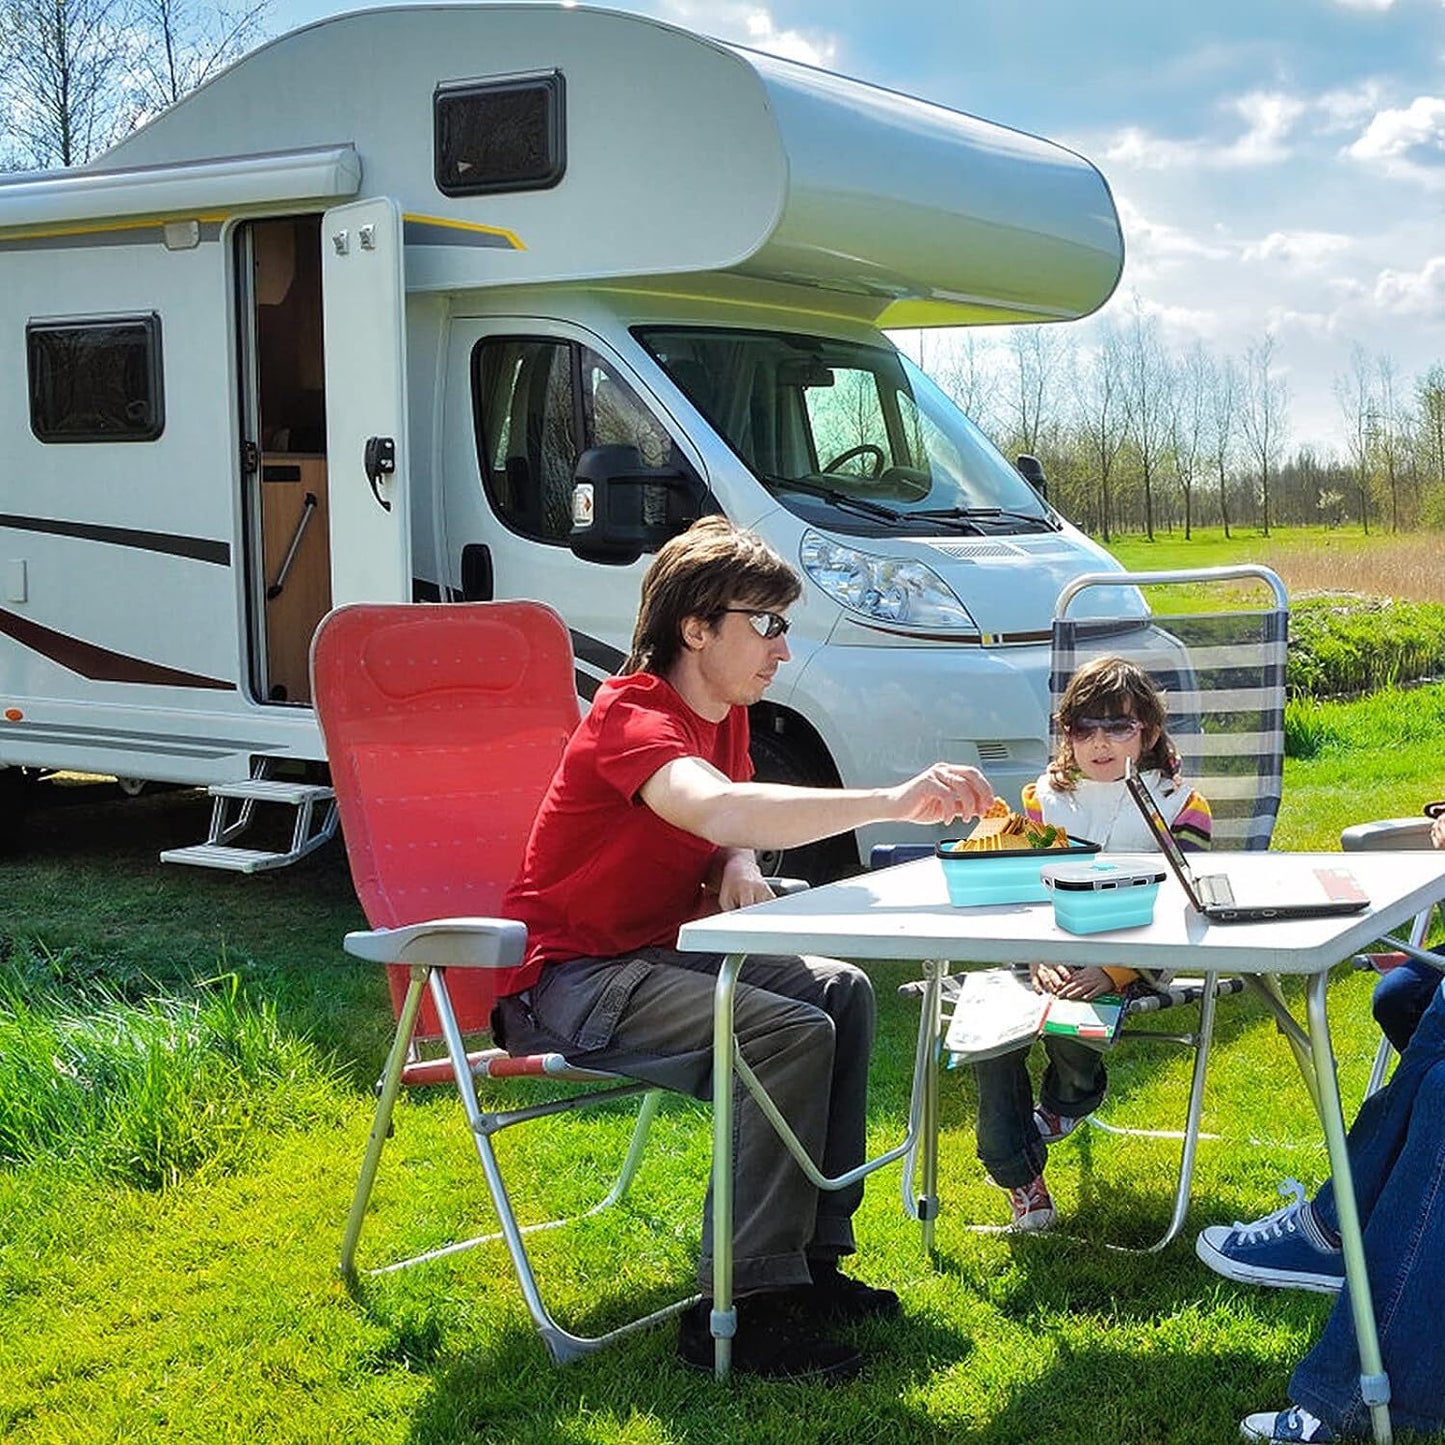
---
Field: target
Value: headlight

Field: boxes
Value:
[800,531,978,633]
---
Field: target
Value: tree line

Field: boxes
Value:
[0,0,267,170]
[918,299,1445,539]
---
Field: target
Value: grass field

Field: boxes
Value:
[4,527,1445,1444]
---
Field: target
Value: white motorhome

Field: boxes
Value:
[0,2,1134,876]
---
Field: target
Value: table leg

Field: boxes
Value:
[711,951,745,1380]
[1304,971,1393,1445]
[917,960,945,1253]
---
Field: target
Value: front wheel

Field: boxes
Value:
[0,767,38,853]
[748,733,855,886]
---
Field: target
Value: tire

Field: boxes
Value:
[748,732,855,886]
[0,767,36,853]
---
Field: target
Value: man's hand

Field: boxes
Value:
[887,764,994,827]
[1030,962,1115,1000]
[715,848,774,911]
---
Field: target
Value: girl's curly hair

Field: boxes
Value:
[1047,654,1179,791]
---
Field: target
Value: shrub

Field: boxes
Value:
[1288,593,1445,699]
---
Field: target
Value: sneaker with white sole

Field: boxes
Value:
[1240,1405,1337,1442]
[1004,1174,1056,1231]
[1033,1104,1083,1144]
[1196,1180,1345,1294]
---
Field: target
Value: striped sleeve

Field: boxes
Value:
[1021,779,1045,825]
[1170,788,1213,853]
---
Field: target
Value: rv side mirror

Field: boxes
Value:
[569,445,708,565]
[1015,453,1048,499]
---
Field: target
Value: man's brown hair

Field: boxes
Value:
[624,516,801,675]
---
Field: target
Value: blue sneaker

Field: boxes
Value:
[1240,1406,1336,1442]
[1196,1181,1344,1295]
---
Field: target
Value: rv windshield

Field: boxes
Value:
[637,327,1057,537]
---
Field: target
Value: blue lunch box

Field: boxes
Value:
[1040,859,1166,934]
[936,836,1101,907]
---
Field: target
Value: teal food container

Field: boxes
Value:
[936,837,1100,906]
[1040,859,1166,934]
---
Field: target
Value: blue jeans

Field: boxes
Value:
[972,1036,1107,1189]
[1371,950,1443,1054]
[1292,979,1445,1436]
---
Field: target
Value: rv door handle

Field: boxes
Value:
[363,436,395,512]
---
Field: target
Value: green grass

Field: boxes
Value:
[3,727,1444,1444]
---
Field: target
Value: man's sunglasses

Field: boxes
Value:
[721,609,791,640]
[1066,716,1144,742]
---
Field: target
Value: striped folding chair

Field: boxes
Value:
[1038,565,1289,1248]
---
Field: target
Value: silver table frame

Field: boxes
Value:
[677,849,1445,1444]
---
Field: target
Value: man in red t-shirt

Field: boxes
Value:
[497,517,992,1381]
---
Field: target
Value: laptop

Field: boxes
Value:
[1124,764,1369,923]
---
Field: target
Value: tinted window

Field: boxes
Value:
[472,337,685,544]
[28,315,164,443]
[435,73,566,196]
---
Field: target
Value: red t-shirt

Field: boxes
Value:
[501,671,754,987]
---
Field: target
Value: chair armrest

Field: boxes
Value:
[1340,818,1436,852]
[343,917,527,970]
[768,878,809,898]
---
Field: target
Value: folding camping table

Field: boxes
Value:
[677,848,1445,1444]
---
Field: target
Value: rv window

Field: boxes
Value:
[27,315,164,443]
[472,337,685,545]
[434,73,565,196]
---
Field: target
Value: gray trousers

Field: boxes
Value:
[494,946,876,1295]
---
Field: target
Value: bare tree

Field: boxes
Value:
[1005,325,1066,458]
[1206,353,1240,538]
[123,0,267,116]
[0,0,268,168]
[1373,354,1407,531]
[1240,335,1288,535]
[1334,343,1375,535]
[1075,323,1127,540]
[1120,298,1175,540]
[934,331,997,438]
[1415,363,1445,522]
[0,0,133,166]
[1173,342,1210,539]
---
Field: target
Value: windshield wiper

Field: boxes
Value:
[764,475,906,523]
[911,505,1060,532]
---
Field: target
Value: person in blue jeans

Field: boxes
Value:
[1195,977,1445,1442]
[1370,807,1445,1054]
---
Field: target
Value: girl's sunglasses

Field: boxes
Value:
[722,608,791,640]
[1066,716,1144,742]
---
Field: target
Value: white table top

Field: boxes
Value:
[677,850,1445,975]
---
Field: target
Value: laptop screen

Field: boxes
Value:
[1124,765,1205,906]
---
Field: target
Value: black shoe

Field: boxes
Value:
[796,1258,902,1322]
[677,1297,862,1382]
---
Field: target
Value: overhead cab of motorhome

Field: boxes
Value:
[0,3,1132,876]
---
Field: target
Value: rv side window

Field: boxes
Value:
[434,73,565,196]
[27,315,164,443]
[472,337,683,545]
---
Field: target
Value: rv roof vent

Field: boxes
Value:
[434,72,566,197]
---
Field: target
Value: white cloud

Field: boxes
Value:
[653,2,838,68]
[1330,0,1396,10]
[1102,89,1306,170]
[1345,95,1445,185]
[1369,256,1445,317]
[1241,231,1355,267]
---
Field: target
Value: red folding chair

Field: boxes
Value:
[314,601,695,1363]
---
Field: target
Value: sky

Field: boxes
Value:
[263,0,1445,453]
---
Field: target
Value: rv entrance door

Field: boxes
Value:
[321,196,411,608]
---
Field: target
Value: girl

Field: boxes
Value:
[975,654,1212,1230]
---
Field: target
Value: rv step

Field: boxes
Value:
[160,843,311,873]
[204,779,335,805]
[160,772,339,872]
